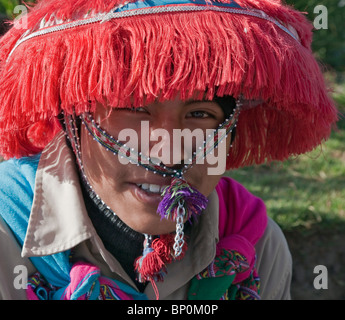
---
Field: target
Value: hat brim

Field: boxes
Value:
[0,1,338,168]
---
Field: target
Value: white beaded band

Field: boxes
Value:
[7,1,300,60]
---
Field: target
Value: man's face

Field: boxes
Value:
[80,96,231,235]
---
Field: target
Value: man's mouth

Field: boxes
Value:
[136,183,169,195]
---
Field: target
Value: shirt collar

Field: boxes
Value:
[22,131,95,257]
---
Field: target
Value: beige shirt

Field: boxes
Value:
[0,133,292,300]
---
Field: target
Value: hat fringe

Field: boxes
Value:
[0,5,338,163]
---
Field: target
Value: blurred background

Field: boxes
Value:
[0,0,344,299]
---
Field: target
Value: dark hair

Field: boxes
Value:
[0,14,9,36]
[214,95,237,143]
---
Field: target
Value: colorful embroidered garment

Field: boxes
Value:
[188,249,260,300]
[26,251,260,300]
[26,262,148,300]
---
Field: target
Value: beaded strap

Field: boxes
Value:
[64,112,115,216]
[8,0,300,60]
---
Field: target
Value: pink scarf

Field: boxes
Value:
[216,177,267,284]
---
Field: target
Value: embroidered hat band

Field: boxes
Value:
[8,0,300,59]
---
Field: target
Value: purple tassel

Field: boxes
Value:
[157,178,208,221]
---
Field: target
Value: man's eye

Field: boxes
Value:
[136,107,148,112]
[188,111,210,118]
[120,107,148,113]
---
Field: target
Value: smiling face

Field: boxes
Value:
[80,96,231,235]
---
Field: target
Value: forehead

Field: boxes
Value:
[99,94,222,109]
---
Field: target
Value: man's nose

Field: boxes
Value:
[148,117,189,168]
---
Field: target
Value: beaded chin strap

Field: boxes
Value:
[64,98,241,286]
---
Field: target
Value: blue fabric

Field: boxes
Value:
[0,155,39,246]
[0,156,148,299]
[0,155,71,287]
[113,0,242,13]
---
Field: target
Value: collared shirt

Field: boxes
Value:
[0,132,292,299]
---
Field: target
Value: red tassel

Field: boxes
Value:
[134,235,166,283]
[134,234,188,283]
[151,235,175,264]
[134,248,166,283]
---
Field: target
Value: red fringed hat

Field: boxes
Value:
[0,0,338,169]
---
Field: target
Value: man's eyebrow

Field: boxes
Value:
[184,99,215,106]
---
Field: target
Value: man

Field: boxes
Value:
[0,0,337,300]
